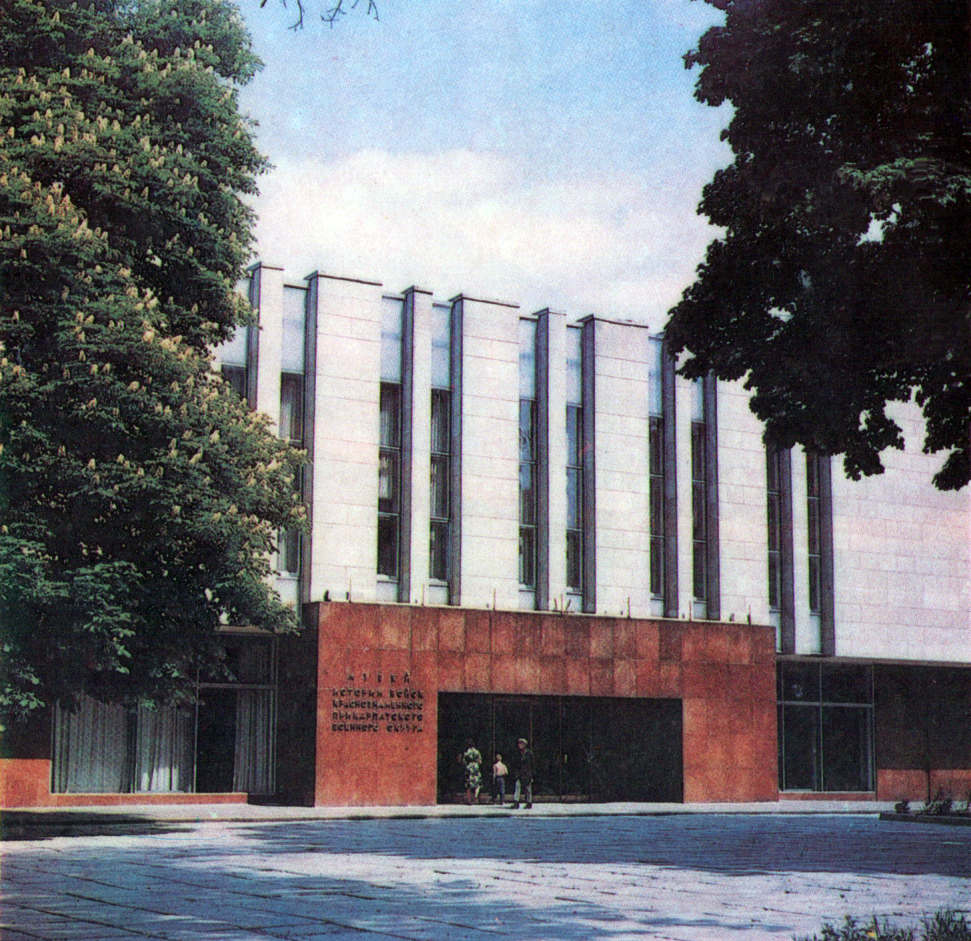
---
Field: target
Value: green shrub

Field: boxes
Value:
[796,911,971,941]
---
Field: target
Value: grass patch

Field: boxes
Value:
[797,910,971,941]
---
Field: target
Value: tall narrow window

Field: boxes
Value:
[430,390,450,582]
[278,373,304,576]
[429,305,451,586]
[566,326,583,596]
[806,453,822,614]
[691,381,708,605]
[767,444,795,651]
[767,448,782,612]
[378,384,402,578]
[648,337,665,599]
[519,319,537,591]
[378,299,404,584]
[277,286,306,583]
[218,323,249,401]
[222,365,247,400]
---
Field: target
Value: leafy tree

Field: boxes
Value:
[0,0,305,725]
[667,0,971,490]
[266,0,379,31]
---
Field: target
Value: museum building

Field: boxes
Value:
[2,262,969,808]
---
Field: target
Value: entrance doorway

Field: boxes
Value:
[437,693,682,803]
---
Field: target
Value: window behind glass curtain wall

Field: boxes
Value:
[690,379,708,603]
[278,374,304,575]
[565,326,583,594]
[648,337,665,598]
[378,299,403,581]
[519,319,538,590]
[278,286,307,577]
[806,453,822,613]
[766,447,782,611]
[429,304,452,583]
[279,374,303,573]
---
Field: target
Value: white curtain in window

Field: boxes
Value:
[134,707,194,792]
[233,689,274,794]
[52,697,129,793]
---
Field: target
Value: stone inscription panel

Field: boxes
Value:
[331,671,424,734]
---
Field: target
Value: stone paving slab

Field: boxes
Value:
[2,814,969,941]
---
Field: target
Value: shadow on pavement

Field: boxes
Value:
[0,810,192,841]
[1,835,794,940]
[236,814,971,879]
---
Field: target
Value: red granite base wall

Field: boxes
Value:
[878,768,971,803]
[313,603,780,805]
[0,759,251,809]
[1,760,54,808]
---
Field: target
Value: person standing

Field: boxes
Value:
[492,753,508,805]
[462,739,483,805]
[511,737,533,809]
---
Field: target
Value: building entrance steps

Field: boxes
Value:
[3,799,899,834]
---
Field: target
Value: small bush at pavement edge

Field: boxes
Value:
[796,910,971,941]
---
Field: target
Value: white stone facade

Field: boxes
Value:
[221,262,970,668]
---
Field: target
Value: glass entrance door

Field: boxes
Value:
[437,693,682,803]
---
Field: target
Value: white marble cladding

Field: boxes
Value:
[829,401,970,663]
[239,264,970,669]
[586,318,652,618]
[307,273,385,603]
[454,296,521,610]
[716,377,772,627]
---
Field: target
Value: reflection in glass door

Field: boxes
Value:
[437,693,682,803]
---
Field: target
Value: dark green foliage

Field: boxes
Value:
[0,0,305,724]
[797,911,971,941]
[668,0,971,490]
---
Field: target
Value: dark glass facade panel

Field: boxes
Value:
[778,662,874,792]
[780,661,820,702]
[692,543,706,602]
[377,514,399,578]
[821,706,873,792]
[566,405,582,466]
[822,663,871,704]
[519,399,536,462]
[519,463,536,526]
[566,467,582,530]
[279,373,304,444]
[780,703,820,790]
[378,382,402,580]
[691,421,707,602]
[806,453,822,613]
[430,389,450,454]
[429,520,449,582]
[222,364,247,401]
[519,527,536,589]
[224,638,275,685]
[430,455,449,519]
[429,388,451,586]
[766,448,781,610]
[278,528,300,575]
[566,531,582,593]
[519,398,537,588]
[649,416,664,598]
[566,404,583,594]
[379,384,401,448]
[378,451,400,514]
[437,693,682,804]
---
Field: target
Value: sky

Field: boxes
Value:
[234,0,731,329]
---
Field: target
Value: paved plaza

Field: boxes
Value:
[2,809,970,940]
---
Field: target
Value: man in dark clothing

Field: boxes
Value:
[511,737,533,809]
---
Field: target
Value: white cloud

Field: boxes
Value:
[251,148,719,327]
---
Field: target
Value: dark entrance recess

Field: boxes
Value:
[437,693,682,803]
[194,688,237,793]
